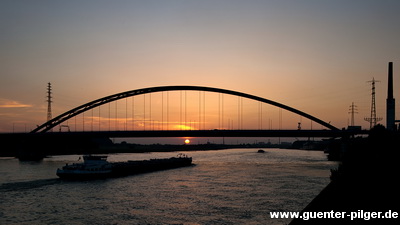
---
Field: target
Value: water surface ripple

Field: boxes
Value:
[0,149,336,225]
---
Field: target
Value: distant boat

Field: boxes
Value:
[56,154,192,180]
[257,149,265,153]
[16,152,46,161]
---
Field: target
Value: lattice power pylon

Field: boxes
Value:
[364,78,382,129]
[46,82,53,122]
[348,102,358,126]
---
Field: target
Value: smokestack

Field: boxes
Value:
[388,62,393,99]
[386,62,395,130]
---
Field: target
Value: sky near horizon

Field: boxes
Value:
[1,0,400,134]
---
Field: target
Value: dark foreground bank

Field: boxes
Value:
[290,125,399,225]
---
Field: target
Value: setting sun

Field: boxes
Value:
[184,139,190,144]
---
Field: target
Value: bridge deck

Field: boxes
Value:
[2,129,368,138]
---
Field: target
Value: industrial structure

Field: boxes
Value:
[386,62,396,131]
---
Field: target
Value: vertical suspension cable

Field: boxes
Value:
[238,98,241,130]
[258,101,260,130]
[279,108,282,144]
[83,111,85,131]
[143,94,146,131]
[261,102,263,130]
[258,101,263,130]
[162,92,164,130]
[125,97,128,131]
[199,91,201,130]
[202,91,205,130]
[180,91,182,130]
[115,100,118,131]
[149,93,152,130]
[91,108,93,131]
[98,105,101,131]
[241,97,243,129]
[108,102,111,131]
[218,93,221,129]
[221,94,224,129]
[185,91,187,129]
[167,92,169,130]
[238,97,240,130]
[203,91,206,130]
[132,96,135,130]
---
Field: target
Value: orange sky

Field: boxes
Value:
[1,0,400,133]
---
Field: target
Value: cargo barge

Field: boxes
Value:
[56,154,192,180]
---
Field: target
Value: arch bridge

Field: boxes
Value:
[29,85,353,138]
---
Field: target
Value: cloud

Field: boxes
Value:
[0,98,32,108]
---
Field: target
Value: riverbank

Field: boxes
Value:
[290,126,399,224]
[0,137,299,157]
[289,179,399,224]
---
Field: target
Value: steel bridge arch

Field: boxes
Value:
[31,85,339,133]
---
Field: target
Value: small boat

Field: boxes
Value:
[257,149,265,153]
[56,154,193,180]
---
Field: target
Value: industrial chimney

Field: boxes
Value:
[386,62,395,130]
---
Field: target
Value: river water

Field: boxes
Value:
[0,148,337,225]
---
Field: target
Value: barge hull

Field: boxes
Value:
[56,156,193,180]
[111,157,193,177]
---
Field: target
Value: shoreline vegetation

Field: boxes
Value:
[0,138,330,158]
[290,125,399,224]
